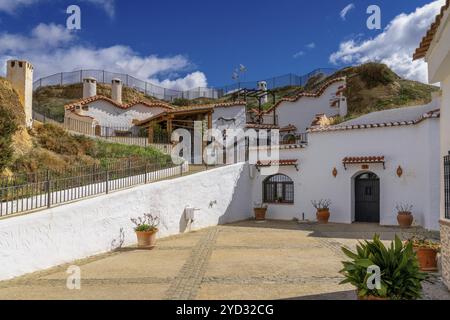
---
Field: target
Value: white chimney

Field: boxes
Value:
[83,77,97,99]
[111,78,123,104]
[257,81,268,104]
[6,60,34,128]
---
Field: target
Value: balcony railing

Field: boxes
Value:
[280,133,308,146]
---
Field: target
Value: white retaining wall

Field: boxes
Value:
[0,163,252,281]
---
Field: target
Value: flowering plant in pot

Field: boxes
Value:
[311,199,331,224]
[408,235,441,272]
[396,203,414,228]
[340,235,427,300]
[131,214,160,248]
[253,202,268,221]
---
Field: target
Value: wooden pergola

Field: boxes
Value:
[135,105,214,145]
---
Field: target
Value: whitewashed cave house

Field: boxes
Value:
[64,77,174,135]
[249,75,441,231]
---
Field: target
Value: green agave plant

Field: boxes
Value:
[340,234,428,300]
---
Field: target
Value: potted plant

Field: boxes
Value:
[253,202,268,221]
[340,235,427,300]
[396,203,414,228]
[408,235,441,272]
[312,199,331,224]
[131,214,160,248]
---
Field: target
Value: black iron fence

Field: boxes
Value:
[0,159,187,217]
[220,68,337,95]
[33,68,337,102]
[445,154,450,219]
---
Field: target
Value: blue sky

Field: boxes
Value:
[0,0,445,89]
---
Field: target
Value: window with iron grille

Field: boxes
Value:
[263,174,294,204]
[445,154,450,219]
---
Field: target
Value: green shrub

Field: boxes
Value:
[0,106,19,171]
[340,234,427,300]
[358,63,398,88]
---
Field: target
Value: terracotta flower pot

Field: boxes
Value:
[316,209,330,224]
[397,212,413,228]
[135,229,158,248]
[254,208,267,221]
[414,247,438,271]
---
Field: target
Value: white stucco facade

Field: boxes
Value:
[250,115,440,231]
[272,80,347,132]
[69,100,167,128]
[0,163,252,281]
[212,105,247,132]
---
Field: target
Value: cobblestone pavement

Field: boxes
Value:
[0,220,448,300]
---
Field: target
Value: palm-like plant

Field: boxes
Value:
[340,234,427,300]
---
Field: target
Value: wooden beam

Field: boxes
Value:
[148,126,154,144]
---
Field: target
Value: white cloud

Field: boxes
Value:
[0,23,208,90]
[330,0,445,83]
[340,3,355,21]
[0,0,116,18]
[0,0,39,14]
[293,51,305,59]
[306,42,316,49]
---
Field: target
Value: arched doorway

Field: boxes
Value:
[354,172,380,223]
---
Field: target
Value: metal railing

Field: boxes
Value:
[280,133,308,146]
[32,68,337,102]
[0,159,188,217]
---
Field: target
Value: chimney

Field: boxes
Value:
[257,81,268,104]
[6,60,34,128]
[83,77,97,99]
[111,78,123,104]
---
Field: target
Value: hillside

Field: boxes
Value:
[0,78,171,177]
[32,63,440,122]
[173,63,439,118]
[304,63,439,120]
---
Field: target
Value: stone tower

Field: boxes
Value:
[111,78,122,104]
[6,60,34,128]
[83,77,97,99]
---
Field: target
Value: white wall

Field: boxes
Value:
[251,119,441,230]
[275,81,346,132]
[0,163,252,281]
[79,101,166,127]
[441,76,450,220]
[213,105,247,131]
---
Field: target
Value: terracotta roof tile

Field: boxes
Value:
[413,0,450,60]
[343,156,385,164]
[246,123,280,130]
[263,77,346,114]
[256,159,298,167]
[309,109,440,133]
[279,124,297,132]
[64,95,174,111]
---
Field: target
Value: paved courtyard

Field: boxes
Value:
[0,220,449,300]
